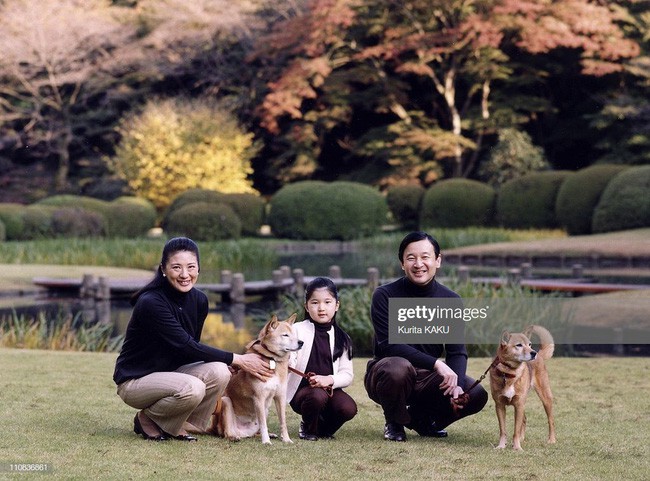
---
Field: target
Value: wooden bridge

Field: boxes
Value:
[31,262,649,302]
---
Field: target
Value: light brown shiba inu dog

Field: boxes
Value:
[210,313,303,444]
[490,325,556,451]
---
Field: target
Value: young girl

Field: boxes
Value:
[286,277,357,441]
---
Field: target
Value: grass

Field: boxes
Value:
[1,350,648,481]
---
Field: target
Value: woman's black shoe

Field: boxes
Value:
[171,433,198,442]
[133,413,168,441]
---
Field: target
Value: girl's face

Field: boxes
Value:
[162,250,199,293]
[305,287,339,324]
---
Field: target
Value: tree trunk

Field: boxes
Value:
[54,125,72,190]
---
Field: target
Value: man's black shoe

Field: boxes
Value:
[412,421,448,438]
[384,422,407,442]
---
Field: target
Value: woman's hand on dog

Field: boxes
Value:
[231,353,275,381]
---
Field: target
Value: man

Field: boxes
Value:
[364,231,488,441]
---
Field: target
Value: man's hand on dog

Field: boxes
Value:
[231,353,275,381]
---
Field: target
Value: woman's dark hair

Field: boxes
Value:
[304,276,353,361]
[398,231,441,262]
[130,237,200,306]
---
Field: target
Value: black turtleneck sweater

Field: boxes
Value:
[113,282,233,385]
[370,277,468,385]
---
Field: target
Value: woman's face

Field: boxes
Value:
[162,250,199,293]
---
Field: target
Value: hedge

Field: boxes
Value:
[36,195,156,237]
[165,202,242,241]
[420,179,495,228]
[497,171,572,229]
[555,164,629,235]
[0,203,25,240]
[592,165,650,233]
[268,181,388,240]
[163,189,265,236]
[386,185,425,229]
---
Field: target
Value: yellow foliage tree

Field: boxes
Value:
[111,97,258,210]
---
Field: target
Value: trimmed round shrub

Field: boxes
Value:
[420,179,495,228]
[22,205,56,240]
[497,171,572,229]
[37,194,156,237]
[37,194,110,213]
[106,196,157,238]
[51,208,107,237]
[164,189,266,236]
[165,202,242,241]
[220,193,266,236]
[0,203,26,240]
[592,165,650,233]
[269,181,388,240]
[386,185,425,229]
[556,164,629,235]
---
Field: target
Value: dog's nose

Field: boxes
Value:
[298,340,304,347]
[531,351,537,359]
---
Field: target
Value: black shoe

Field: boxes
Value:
[299,421,318,441]
[384,422,407,442]
[412,421,448,438]
[133,413,168,441]
[171,433,198,442]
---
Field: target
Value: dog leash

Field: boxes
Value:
[450,357,501,413]
[288,366,334,397]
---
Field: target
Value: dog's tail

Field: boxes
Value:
[524,325,555,360]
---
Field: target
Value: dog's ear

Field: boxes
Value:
[269,314,280,330]
[501,330,511,344]
[286,313,297,325]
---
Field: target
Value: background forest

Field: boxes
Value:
[1,0,649,207]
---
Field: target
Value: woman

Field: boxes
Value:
[113,237,272,442]
[287,277,357,440]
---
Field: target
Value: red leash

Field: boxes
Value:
[288,366,333,397]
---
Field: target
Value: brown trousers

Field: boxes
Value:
[290,386,357,437]
[364,357,488,430]
[117,361,231,436]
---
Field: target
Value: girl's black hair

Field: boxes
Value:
[130,237,200,306]
[304,276,353,361]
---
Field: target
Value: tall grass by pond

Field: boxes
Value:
[0,310,122,352]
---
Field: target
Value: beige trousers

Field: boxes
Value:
[117,361,231,436]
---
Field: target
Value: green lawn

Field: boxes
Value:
[1,350,648,481]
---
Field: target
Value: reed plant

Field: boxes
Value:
[0,310,123,352]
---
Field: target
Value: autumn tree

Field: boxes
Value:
[111,97,259,210]
[0,0,135,190]
[253,0,640,185]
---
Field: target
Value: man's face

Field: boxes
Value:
[401,239,441,286]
